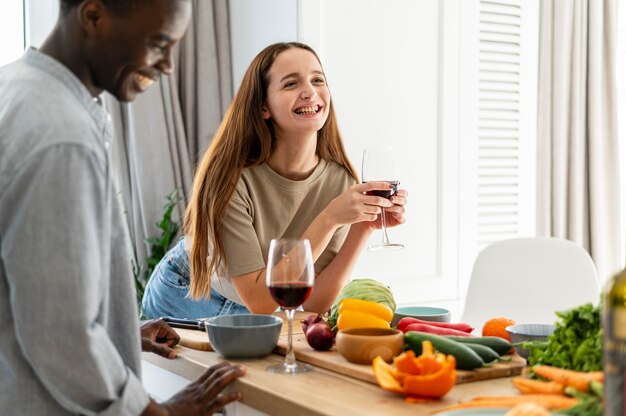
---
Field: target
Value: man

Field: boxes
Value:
[0,1,245,414]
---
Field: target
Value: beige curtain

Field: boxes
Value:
[106,0,232,269]
[537,0,621,283]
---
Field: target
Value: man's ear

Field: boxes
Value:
[76,0,107,35]
[262,105,271,120]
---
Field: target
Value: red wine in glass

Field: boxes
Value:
[266,238,315,374]
[269,283,312,309]
[364,180,399,199]
[361,147,404,251]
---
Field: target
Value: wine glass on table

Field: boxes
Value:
[266,238,315,374]
[362,147,404,251]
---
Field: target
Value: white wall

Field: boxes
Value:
[618,0,626,270]
[25,0,57,48]
[229,0,298,92]
[0,1,25,66]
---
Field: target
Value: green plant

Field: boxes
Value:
[133,190,182,317]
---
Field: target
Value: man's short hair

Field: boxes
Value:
[59,0,147,14]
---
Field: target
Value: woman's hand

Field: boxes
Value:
[140,318,180,359]
[374,188,408,230]
[323,182,395,228]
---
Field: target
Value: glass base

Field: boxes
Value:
[267,361,312,374]
[367,243,404,252]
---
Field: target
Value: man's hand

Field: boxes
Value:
[141,362,246,416]
[140,319,180,359]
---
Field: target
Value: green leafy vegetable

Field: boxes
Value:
[524,303,602,372]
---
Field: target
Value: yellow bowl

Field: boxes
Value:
[335,327,404,364]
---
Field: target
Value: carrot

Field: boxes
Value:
[512,377,565,395]
[532,365,604,392]
[434,394,578,413]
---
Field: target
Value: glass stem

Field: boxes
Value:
[284,308,296,368]
[380,207,390,246]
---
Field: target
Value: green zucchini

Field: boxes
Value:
[462,343,500,363]
[445,336,512,356]
[404,332,484,370]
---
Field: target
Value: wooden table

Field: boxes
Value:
[142,313,521,415]
[142,347,520,416]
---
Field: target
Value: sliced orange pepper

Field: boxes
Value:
[393,350,423,375]
[373,341,457,400]
[372,356,405,394]
[415,340,443,374]
[404,355,456,398]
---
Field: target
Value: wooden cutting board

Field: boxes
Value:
[175,311,525,385]
[175,327,213,351]
[274,334,526,385]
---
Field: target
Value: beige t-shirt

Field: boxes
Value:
[211,159,356,303]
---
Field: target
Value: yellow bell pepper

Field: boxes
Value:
[337,309,391,331]
[338,298,394,322]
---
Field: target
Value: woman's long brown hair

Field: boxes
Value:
[184,42,358,299]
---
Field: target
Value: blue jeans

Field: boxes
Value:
[142,239,250,319]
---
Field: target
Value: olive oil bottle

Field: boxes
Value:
[604,266,626,416]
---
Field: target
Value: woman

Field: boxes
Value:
[142,42,407,319]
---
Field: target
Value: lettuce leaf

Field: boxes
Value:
[524,303,602,371]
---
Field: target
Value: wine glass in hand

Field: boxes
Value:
[266,238,315,373]
[362,147,404,251]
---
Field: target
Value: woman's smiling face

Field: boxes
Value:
[262,47,331,138]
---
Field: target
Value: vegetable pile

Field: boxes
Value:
[524,303,602,372]
[328,279,396,329]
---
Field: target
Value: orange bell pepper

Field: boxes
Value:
[403,354,456,398]
[373,340,457,400]
[393,350,423,375]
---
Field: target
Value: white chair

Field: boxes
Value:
[461,237,601,331]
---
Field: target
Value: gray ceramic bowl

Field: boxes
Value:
[506,323,555,359]
[205,314,282,358]
[391,306,451,327]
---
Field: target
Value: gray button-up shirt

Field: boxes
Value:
[0,49,149,415]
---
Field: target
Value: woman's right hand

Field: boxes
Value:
[324,182,394,228]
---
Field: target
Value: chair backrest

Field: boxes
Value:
[461,237,601,331]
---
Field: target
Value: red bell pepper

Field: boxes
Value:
[403,323,473,337]
[397,317,473,334]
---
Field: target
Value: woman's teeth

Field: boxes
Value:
[295,105,319,115]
